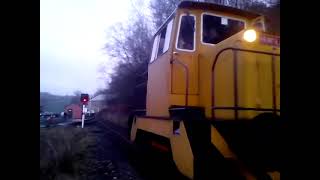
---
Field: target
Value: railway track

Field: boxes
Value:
[85,119,142,180]
[91,119,189,180]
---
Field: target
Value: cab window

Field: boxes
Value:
[202,13,245,45]
[150,35,159,63]
[176,14,196,51]
[150,19,174,63]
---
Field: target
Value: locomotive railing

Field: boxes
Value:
[171,58,189,106]
[211,47,280,120]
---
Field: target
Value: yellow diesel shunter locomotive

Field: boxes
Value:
[129,1,280,180]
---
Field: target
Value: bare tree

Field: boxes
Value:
[103,13,153,107]
[70,90,82,104]
[149,0,181,28]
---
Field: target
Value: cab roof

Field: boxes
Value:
[178,1,261,19]
[154,1,261,36]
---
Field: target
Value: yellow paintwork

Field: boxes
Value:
[211,126,236,158]
[170,94,199,106]
[133,116,194,179]
[211,125,259,179]
[132,3,280,180]
[130,117,138,142]
[170,121,194,179]
[135,117,172,138]
[147,51,172,117]
[147,8,280,119]
[212,40,280,119]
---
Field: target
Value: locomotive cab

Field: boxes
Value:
[130,1,280,179]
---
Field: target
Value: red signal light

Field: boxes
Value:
[80,94,89,104]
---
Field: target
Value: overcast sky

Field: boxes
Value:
[40,0,134,96]
[41,0,270,96]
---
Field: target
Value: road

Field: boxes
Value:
[85,117,189,180]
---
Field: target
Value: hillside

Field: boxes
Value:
[40,92,74,113]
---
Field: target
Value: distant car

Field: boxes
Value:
[41,114,49,118]
[86,112,95,117]
[53,113,60,118]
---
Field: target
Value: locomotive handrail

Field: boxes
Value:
[212,47,280,72]
[211,107,280,111]
[171,59,189,106]
[211,47,280,120]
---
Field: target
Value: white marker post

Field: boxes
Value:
[81,104,85,128]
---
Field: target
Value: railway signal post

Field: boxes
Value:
[80,94,89,128]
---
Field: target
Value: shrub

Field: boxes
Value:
[40,127,96,180]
